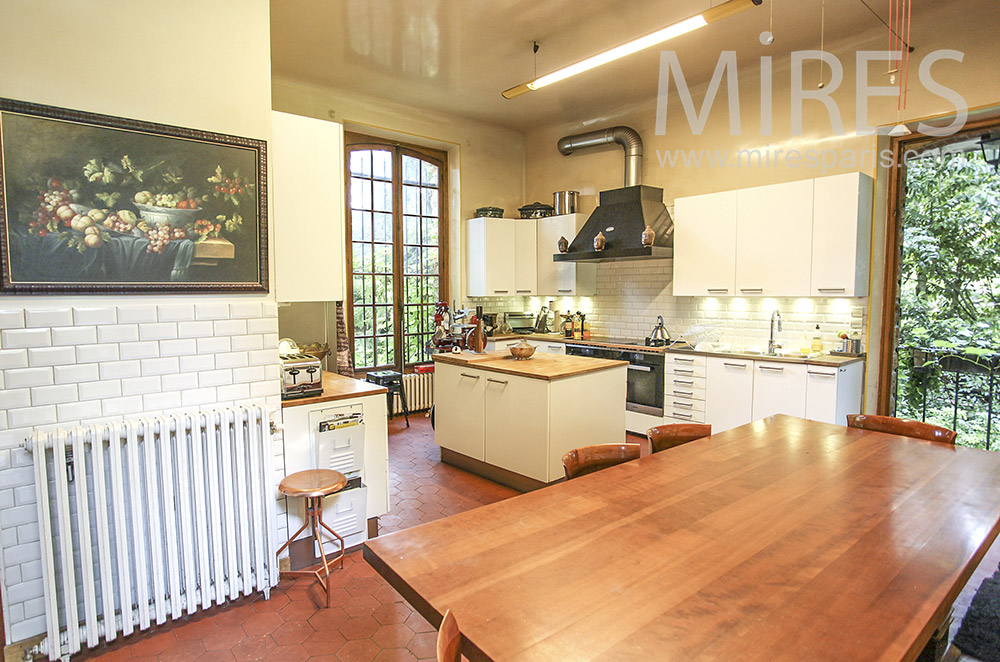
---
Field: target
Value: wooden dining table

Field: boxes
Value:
[363,415,1000,661]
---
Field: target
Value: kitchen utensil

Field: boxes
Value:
[496,312,513,335]
[552,190,579,214]
[278,337,299,355]
[646,315,670,346]
[518,201,555,219]
[509,338,536,360]
[475,206,504,218]
[533,305,551,333]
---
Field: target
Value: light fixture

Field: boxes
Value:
[501,0,764,99]
[888,124,912,137]
[979,134,1000,171]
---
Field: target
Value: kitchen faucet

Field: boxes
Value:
[768,309,782,355]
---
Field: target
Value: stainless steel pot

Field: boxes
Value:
[552,190,579,214]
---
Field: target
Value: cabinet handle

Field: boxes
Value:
[672,390,693,397]
[723,362,747,368]
[673,357,695,363]
[673,379,694,385]
[547,345,562,349]
[671,412,694,419]
[758,365,784,372]
[506,342,519,347]
[628,365,652,372]
[459,373,481,379]
[487,378,508,385]
[707,288,729,294]
[740,288,763,294]
[673,368,695,374]
[558,289,573,293]
[493,289,509,294]
[516,290,532,293]
[808,370,837,377]
[817,288,846,293]
[673,401,694,408]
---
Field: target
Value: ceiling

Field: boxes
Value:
[270,0,953,132]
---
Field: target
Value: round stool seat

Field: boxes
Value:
[279,469,347,498]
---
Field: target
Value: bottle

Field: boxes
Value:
[564,311,574,339]
[573,312,583,340]
[811,325,823,353]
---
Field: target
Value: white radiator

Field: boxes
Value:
[395,372,433,414]
[26,405,279,661]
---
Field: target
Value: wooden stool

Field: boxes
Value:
[276,469,347,607]
[366,370,410,426]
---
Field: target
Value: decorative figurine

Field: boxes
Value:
[594,231,606,251]
[641,225,655,247]
[557,236,569,253]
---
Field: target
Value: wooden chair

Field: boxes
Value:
[437,609,461,662]
[646,423,712,453]
[846,414,957,444]
[562,443,641,480]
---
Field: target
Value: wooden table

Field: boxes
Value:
[363,415,1000,662]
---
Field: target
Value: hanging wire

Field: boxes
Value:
[818,0,826,88]
[533,41,539,80]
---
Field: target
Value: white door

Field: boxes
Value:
[810,172,874,297]
[804,367,840,424]
[537,214,594,295]
[705,357,755,432]
[673,191,738,296]
[514,220,537,296]
[751,360,807,420]
[484,373,549,482]
[433,363,486,460]
[467,218,515,296]
[735,180,814,297]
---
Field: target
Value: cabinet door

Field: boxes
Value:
[735,180,813,297]
[810,173,874,297]
[272,111,346,302]
[467,218,515,296]
[536,214,596,295]
[751,360,807,420]
[433,363,486,460]
[804,366,839,424]
[484,373,549,482]
[514,220,537,295]
[705,357,754,432]
[673,191,738,296]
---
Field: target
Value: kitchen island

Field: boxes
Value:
[432,350,627,490]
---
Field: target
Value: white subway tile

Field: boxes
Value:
[20,560,42,581]
[0,349,28,369]
[177,320,214,338]
[232,335,264,352]
[27,346,75,367]
[0,388,31,409]
[214,319,247,336]
[138,322,178,341]
[0,449,9,471]
[161,372,198,391]
[0,309,25,329]
[216,351,249,369]
[22,597,45,619]
[141,356,179,376]
[263,333,279,349]
[13,485,33,506]
[0,491,15,511]
[198,369,233,387]
[76,343,119,363]
[51,326,97,346]
[4,566,20,587]
[121,376,161,396]
[99,361,141,380]
[102,395,144,416]
[0,410,6,430]
[1,328,51,349]
[158,338,197,357]
[5,367,53,389]
[196,336,231,354]
[247,317,278,334]
[230,302,263,319]
[181,387,218,407]
[143,391,182,411]
[233,366,266,383]
[54,363,100,384]
[264,364,281,381]
[156,304,195,322]
[249,349,278,366]
[119,341,160,360]
[250,380,280,398]
[117,305,157,323]
[12,615,48,643]
[77,380,122,401]
[97,324,139,344]
[73,307,116,325]
[57,400,100,423]
[179,354,214,373]
[217,383,251,401]
[8,405,57,428]
[24,308,73,328]
[30,384,78,406]
[262,302,278,317]
[196,302,230,320]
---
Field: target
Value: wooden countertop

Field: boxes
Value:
[432,350,626,380]
[281,371,387,408]
[365,415,1000,662]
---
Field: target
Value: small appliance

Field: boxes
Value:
[280,351,323,400]
[505,312,536,334]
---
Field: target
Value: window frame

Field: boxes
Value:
[344,132,449,375]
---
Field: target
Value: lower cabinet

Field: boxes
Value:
[705,357,754,431]
[804,362,865,425]
[752,360,808,420]
[434,364,486,460]
[484,373,549,482]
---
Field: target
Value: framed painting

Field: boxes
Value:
[0,98,268,294]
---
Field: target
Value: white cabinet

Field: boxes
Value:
[673,191,738,296]
[271,111,346,302]
[751,360,807,420]
[805,361,865,425]
[484,373,549,482]
[735,180,814,297]
[663,352,706,423]
[810,173,873,297]
[705,356,754,432]
[467,218,537,297]
[536,214,596,296]
[434,363,486,460]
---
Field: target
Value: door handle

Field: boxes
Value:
[758,366,784,372]
[672,357,694,363]
[723,362,747,368]
[740,288,763,294]
[459,373,481,379]
[673,368,695,374]
[671,412,694,419]
[487,378,508,385]
[673,379,694,385]
[817,288,846,293]
[672,390,693,397]
[808,370,837,377]
[516,290,532,293]
[627,365,652,372]
[558,289,573,293]
[547,345,561,349]
[673,401,694,408]
[493,289,509,293]
[707,288,729,293]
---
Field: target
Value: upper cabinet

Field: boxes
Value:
[673,173,873,298]
[271,110,346,302]
[536,214,596,296]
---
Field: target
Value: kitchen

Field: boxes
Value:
[2,0,1000,661]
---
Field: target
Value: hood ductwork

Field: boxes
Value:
[553,126,673,263]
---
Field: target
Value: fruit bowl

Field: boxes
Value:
[134,203,200,228]
[509,339,536,360]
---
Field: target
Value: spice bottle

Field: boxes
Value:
[811,325,823,353]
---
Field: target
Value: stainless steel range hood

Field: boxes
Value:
[552,126,673,263]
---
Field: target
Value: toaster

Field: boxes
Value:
[279,352,323,400]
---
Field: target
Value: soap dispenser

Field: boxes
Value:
[811,325,823,353]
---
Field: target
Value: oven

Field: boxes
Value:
[565,344,664,417]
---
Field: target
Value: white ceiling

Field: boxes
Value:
[270,0,952,132]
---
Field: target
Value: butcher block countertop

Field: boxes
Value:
[281,371,387,408]
[432,350,626,381]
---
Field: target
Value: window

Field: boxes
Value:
[345,133,448,372]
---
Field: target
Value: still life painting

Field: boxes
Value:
[0,98,268,294]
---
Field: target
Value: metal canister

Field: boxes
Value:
[552,190,579,215]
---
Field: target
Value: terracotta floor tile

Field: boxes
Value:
[129,632,175,658]
[172,615,218,642]
[157,639,206,662]
[301,629,348,657]
[272,619,315,647]
[405,632,437,659]
[192,650,236,662]
[230,634,277,662]
[338,614,381,640]
[371,603,411,626]
[263,643,310,662]
[202,625,248,651]
[334,638,380,662]
[242,612,284,636]
[251,592,290,613]
[371,623,414,649]
[371,648,419,662]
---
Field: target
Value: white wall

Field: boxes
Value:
[0,0,281,644]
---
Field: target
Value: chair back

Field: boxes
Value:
[437,609,461,662]
[562,443,641,480]
[646,424,712,453]
[846,414,957,444]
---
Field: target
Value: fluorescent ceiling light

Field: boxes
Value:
[502,0,762,99]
